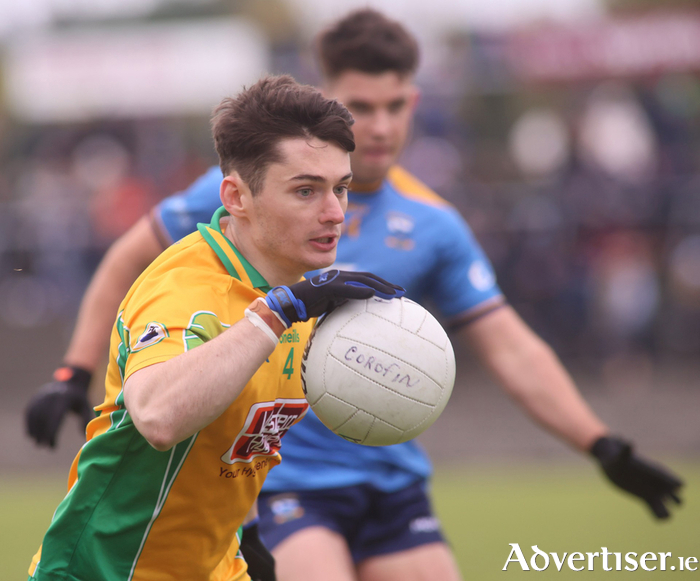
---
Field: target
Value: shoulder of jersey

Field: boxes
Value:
[387,166,454,211]
[146,230,212,274]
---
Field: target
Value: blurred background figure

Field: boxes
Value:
[1,0,699,577]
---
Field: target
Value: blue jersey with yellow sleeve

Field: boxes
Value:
[151,166,503,493]
[153,165,225,245]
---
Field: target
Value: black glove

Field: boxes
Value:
[240,523,276,581]
[265,269,405,327]
[590,436,683,519]
[25,366,94,448]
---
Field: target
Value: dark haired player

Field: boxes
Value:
[27,75,403,580]
[26,9,682,581]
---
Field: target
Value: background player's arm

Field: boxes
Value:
[25,215,168,447]
[64,215,165,371]
[125,317,277,451]
[460,304,683,518]
[460,305,608,451]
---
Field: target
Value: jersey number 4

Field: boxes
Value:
[283,348,295,380]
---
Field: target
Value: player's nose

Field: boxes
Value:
[320,190,345,225]
[369,109,392,136]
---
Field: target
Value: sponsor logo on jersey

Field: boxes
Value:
[468,260,496,291]
[131,322,169,352]
[220,399,308,464]
[279,329,300,344]
[267,493,305,524]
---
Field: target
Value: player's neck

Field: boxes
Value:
[222,218,303,288]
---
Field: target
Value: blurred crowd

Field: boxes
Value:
[411,68,700,371]
[0,121,211,328]
[1,10,700,376]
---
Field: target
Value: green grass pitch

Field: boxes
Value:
[4,460,696,578]
[432,461,698,578]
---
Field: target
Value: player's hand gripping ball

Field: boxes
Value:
[301,296,456,446]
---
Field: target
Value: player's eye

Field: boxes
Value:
[334,185,348,196]
[298,188,313,197]
[388,99,406,114]
[348,102,371,115]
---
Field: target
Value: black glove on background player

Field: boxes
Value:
[590,436,683,519]
[25,366,93,448]
[265,269,405,327]
[240,523,276,581]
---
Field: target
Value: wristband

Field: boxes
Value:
[53,366,92,389]
[245,298,287,347]
[265,286,306,327]
[590,435,629,463]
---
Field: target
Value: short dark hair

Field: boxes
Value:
[317,9,419,80]
[211,75,355,193]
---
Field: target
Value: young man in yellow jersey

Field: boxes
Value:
[27,75,403,581]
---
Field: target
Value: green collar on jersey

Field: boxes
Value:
[198,206,271,291]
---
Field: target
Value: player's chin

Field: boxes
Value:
[303,246,338,272]
[355,159,393,182]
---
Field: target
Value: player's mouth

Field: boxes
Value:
[309,235,338,251]
[362,146,393,160]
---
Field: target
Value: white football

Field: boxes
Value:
[301,296,455,446]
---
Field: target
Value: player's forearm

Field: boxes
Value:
[493,339,607,451]
[463,307,608,452]
[64,250,147,370]
[64,217,164,371]
[124,319,277,451]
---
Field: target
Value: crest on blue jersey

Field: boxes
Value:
[131,321,169,352]
[386,212,414,235]
[385,212,415,250]
[468,260,496,291]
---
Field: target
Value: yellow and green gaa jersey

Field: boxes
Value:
[29,207,311,581]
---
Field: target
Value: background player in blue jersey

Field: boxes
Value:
[25,8,682,581]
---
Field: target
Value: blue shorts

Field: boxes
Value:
[257,480,445,563]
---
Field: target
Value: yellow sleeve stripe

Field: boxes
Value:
[387,166,453,208]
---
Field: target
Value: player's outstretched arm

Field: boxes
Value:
[124,271,404,451]
[64,216,165,371]
[461,305,683,518]
[25,216,165,447]
[461,305,608,451]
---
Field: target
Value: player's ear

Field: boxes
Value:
[408,85,421,112]
[319,82,331,99]
[220,172,251,218]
